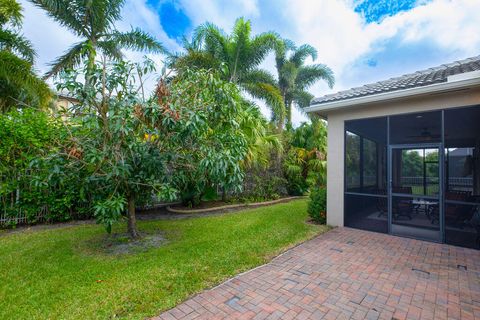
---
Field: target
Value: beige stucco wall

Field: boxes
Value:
[323,87,480,227]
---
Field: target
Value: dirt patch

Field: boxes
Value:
[171,200,230,210]
[92,231,167,255]
[305,218,326,226]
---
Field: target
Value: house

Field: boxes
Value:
[53,92,79,113]
[306,56,480,249]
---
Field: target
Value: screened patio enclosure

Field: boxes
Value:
[344,105,480,249]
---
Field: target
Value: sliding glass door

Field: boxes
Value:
[389,145,443,242]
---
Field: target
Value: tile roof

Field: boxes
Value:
[311,55,480,105]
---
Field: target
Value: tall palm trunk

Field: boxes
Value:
[85,40,97,87]
[277,114,284,133]
[286,100,293,130]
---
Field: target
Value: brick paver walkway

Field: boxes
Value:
[156,227,480,320]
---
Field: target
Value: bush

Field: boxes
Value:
[284,119,327,196]
[307,187,326,224]
[235,163,288,203]
[0,108,92,226]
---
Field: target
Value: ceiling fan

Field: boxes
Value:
[406,127,442,140]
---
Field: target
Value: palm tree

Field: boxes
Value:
[238,100,282,169]
[275,40,334,129]
[0,0,50,112]
[29,0,167,79]
[0,0,35,62]
[171,18,286,130]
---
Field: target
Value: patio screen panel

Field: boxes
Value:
[444,105,480,249]
[344,116,388,234]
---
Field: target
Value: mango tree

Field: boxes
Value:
[54,60,251,237]
[53,59,176,238]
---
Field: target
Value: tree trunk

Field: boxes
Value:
[85,39,97,87]
[286,101,292,130]
[222,187,227,202]
[127,196,140,239]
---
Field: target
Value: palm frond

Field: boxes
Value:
[107,28,167,54]
[0,29,35,62]
[241,81,285,125]
[296,64,334,89]
[0,0,23,26]
[97,40,123,61]
[181,35,201,51]
[228,17,250,79]
[29,0,87,36]
[290,44,317,66]
[102,0,125,28]
[0,51,51,112]
[274,38,293,72]
[248,31,280,69]
[278,61,297,89]
[44,41,88,79]
[241,69,276,86]
[292,89,314,109]
[171,50,220,71]
[192,22,228,62]
[231,17,250,44]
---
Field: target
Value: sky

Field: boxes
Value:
[19,0,480,126]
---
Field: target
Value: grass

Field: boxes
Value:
[0,199,328,319]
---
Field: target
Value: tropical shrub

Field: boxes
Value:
[0,108,88,224]
[238,166,287,203]
[235,105,286,202]
[165,68,250,206]
[284,118,327,195]
[308,187,326,224]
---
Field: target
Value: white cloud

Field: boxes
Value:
[19,0,174,78]
[19,0,80,75]
[118,1,181,53]
[18,0,480,127]
[375,0,480,55]
[172,0,480,126]
[283,0,480,121]
[178,0,260,29]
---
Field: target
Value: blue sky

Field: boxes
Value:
[153,0,192,40]
[354,0,429,23]
[19,0,480,125]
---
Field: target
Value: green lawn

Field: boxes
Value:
[0,199,328,319]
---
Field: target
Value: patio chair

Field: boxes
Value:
[376,189,388,217]
[468,205,480,248]
[392,187,413,220]
[428,203,440,225]
[445,191,472,227]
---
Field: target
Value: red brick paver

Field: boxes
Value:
[155,227,480,320]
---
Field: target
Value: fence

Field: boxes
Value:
[346,176,473,191]
[0,206,48,226]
